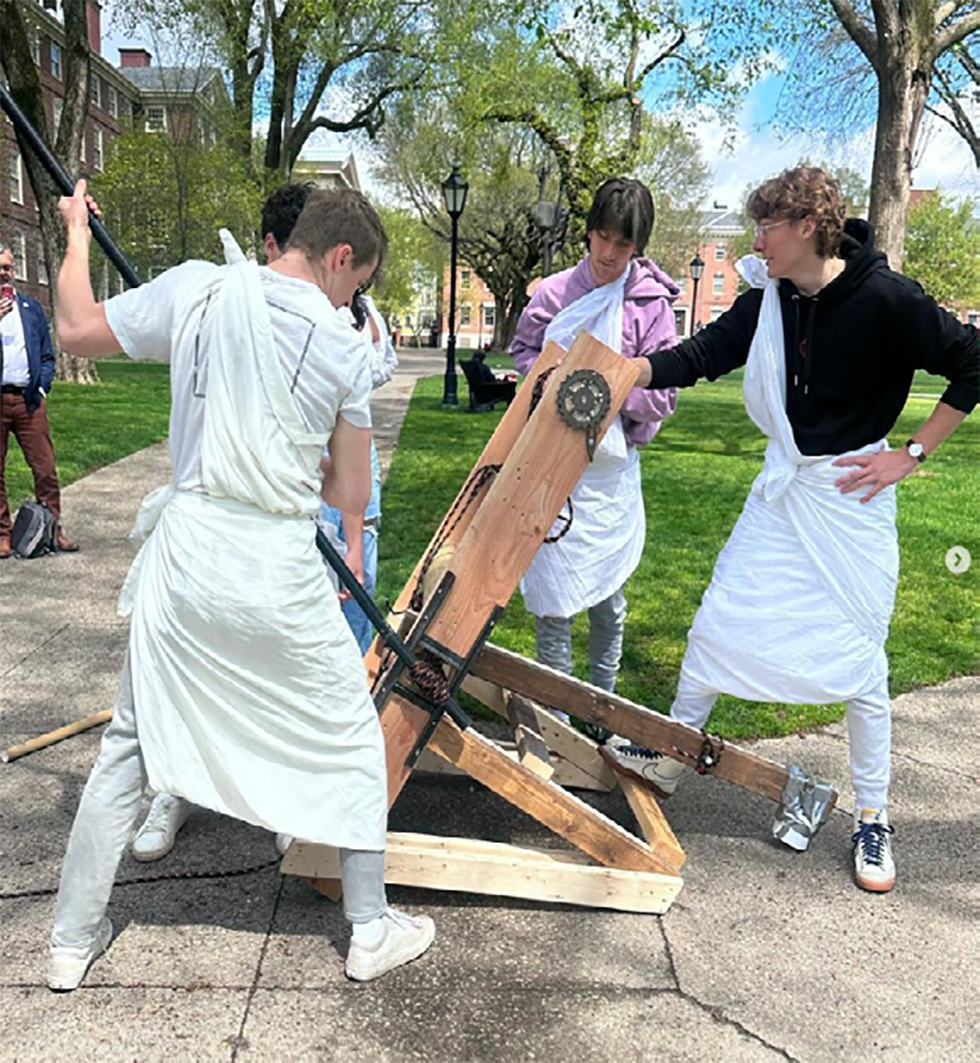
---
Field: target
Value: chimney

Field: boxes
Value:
[118,48,153,69]
[86,2,102,55]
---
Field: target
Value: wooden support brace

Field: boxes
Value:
[284,833,682,915]
[461,675,617,792]
[471,643,836,809]
[617,775,686,871]
[427,717,683,877]
[504,691,553,780]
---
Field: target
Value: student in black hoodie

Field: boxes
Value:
[616,166,978,894]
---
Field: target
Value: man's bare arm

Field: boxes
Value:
[56,179,122,357]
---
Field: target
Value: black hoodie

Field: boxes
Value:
[646,219,979,456]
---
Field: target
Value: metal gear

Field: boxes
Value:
[556,369,612,461]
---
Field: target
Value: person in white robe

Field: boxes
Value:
[46,180,435,991]
[629,166,978,894]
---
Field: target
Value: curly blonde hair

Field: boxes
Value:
[746,167,846,258]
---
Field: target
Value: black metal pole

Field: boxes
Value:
[443,212,459,406]
[691,275,700,335]
[0,83,142,289]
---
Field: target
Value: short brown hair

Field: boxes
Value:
[746,166,846,257]
[286,188,388,271]
[586,178,655,254]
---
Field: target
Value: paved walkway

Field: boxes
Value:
[1,349,978,1062]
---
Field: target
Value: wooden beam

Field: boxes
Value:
[617,775,686,871]
[470,643,833,809]
[381,337,642,810]
[505,691,553,780]
[461,674,618,791]
[284,833,683,915]
[414,744,611,792]
[427,717,683,877]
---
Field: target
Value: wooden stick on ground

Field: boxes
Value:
[2,709,112,763]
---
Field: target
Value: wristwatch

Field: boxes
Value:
[905,439,927,463]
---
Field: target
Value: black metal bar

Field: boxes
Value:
[0,83,142,289]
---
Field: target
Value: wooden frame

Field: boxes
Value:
[283,333,836,915]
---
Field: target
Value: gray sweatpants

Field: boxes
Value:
[51,652,386,950]
[534,586,627,693]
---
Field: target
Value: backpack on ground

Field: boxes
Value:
[10,500,57,559]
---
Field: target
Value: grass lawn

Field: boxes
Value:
[3,360,171,508]
[379,365,980,739]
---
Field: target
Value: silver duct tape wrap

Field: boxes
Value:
[772,764,835,851]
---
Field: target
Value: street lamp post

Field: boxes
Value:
[441,165,469,406]
[689,252,705,336]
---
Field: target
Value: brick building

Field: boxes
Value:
[1,0,226,312]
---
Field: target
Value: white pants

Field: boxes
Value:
[670,667,891,811]
[52,653,386,950]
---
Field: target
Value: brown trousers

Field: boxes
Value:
[0,390,62,536]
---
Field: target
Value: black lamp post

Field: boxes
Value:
[441,165,469,406]
[689,252,705,336]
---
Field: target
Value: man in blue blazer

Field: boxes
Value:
[0,244,78,557]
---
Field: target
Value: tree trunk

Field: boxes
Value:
[495,286,531,351]
[2,0,98,384]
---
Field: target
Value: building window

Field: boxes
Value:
[29,31,41,64]
[52,97,63,139]
[710,306,723,322]
[714,244,725,261]
[13,232,28,280]
[37,250,49,286]
[9,149,24,205]
[145,106,166,133]
[80,129,87,163]
[460,269,471,290]
[93,128,104,170]
[459,304,472,326]
[712,272,724,296]
[50,42,63,80]
[108,85,118,118]
[90,76,102,109]
[483,304,496,327]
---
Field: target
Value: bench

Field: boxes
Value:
[460,358,517,412]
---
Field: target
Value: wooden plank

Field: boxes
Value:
[461,674,618,791]
[617,775,686,871]
[505,692,553,780]
[470,642,835,809]
[427,717,683,877]
[381,336,642,808]
[285,833,682,915]
[414,744,611,792]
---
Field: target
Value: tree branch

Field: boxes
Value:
[829,0,878,67]
[928,10,980,69]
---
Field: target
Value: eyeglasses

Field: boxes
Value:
[754,219,793,239]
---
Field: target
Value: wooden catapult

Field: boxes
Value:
[282,333,839,913]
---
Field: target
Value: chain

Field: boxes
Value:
[528,365,557,418]
[543,496,574,543]
[409,647,451,709]
[410,463,502,611]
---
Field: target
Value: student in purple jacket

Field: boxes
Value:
[510,178,678,736]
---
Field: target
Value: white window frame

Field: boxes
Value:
[29,31,41,65]
[80,128,87,163]
[9,149,24,205]
[52,97,63,139]
[710,306,723,322]
[460,269,471,291]
[13,232,28,281]
[145,106,167,133]
[50,42,63,80]
[93,127,104,171]
[712,272,724,296]
[107,85,118,119]
[37,249,49,286]
[714,244,725,261]
[482,304,496,327]
[459,304,472,326]
[91,76,102,110]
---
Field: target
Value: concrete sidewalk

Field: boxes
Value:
[1,349,978,1062]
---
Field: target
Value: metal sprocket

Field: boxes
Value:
[556,369,611,461]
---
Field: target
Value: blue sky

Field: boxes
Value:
[101,19,978,210]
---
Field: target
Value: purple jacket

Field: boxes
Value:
[510,256,679,446]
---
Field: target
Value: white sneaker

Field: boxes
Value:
[132,793,191,862]
[604,736,688,798]
[345,907,436,982]
[852,808,896,893]
[48,918,112,992]
[275,833,295,856]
